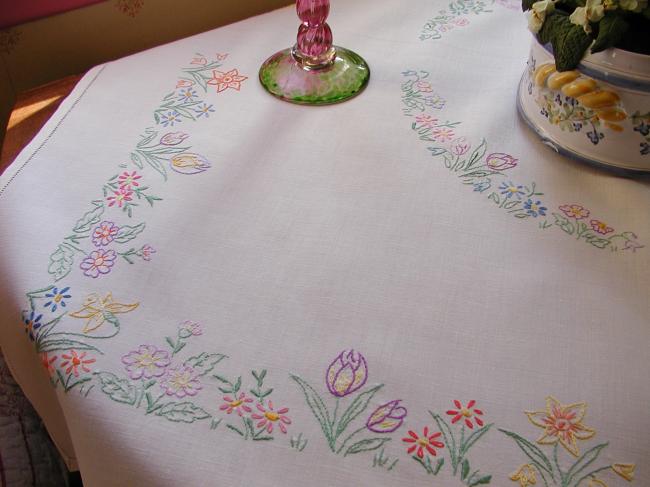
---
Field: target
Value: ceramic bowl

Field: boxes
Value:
[517,37,650,174]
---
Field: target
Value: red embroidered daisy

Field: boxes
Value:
[446,399,484,429]
[402,427,444,458]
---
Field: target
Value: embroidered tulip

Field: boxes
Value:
[486,152,518,171]
[325,349,368,397]
[612,463,635,481]
[450,136,471,156]
[366,399,407,433]
[170,153,211,175]
[160,132,189,146]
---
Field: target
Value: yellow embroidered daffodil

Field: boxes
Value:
[509,464,537,487]
[525,396,595,457]
[587,477,608,487]
[612,463,635,481]
[70,292,139,333]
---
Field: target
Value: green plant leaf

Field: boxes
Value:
[184,352,227,377]
[344,437,390,456]
[461,423,493,457]
[335,384,383,438]
[565,442,608,485]
[522,0,535,11]
[114,223,146,244]
[95,371,137,405]
[156,402,210,423]
[539,12,592,71]
[290,375,332,441]
[499,429,554,477]
[48,245,75,281]
[461,458,470,480]
[469,475,492,486]
[73,203,104,234]
[592,13,629,53]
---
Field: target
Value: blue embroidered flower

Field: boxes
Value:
[473,180,491,192]
[23,311,43,341]
[641,142,650,156]
[44,286,71,312]
[524,199,547,217]
[499,181,525,200]
[177,88,197,101]
[160,111,182,127]
[194,103,215,118]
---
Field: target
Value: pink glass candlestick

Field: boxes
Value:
[259,0,370,105]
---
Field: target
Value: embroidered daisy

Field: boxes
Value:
[219,392,254,416]
[251,401,291,434]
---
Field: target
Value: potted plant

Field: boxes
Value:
[517,0,650,173]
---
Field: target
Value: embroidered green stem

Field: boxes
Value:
[336,425,367,454]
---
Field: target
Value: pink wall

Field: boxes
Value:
[0,0,106,29]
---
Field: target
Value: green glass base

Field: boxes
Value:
[259,46,370,105]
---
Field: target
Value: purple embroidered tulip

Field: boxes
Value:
[326,349,368,397]
[366,399,407,433]
[449,137,471,156]
[486,152,518,171]
[160,131,189,146]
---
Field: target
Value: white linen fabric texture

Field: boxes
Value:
[1,0,649,485]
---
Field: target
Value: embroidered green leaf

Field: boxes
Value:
[429,147,448,156]
[95,372,137,405]
[466,138,487,170]
[290,375,333,442]
[48,244,75,281]
[499,429,554,477]
[72,202,104,234]
[461,458,470,480]
[156,402,210,423]
[469,475,492,486]
[184,352,227,377]
[37,338,101,354]
[431,413,458,470]
[565,442,608,486]
[130,152,144,169]
[553,213,576,235]
[584,234,611,249]
[344,437,391,456]
[335,384,383,439]
[114,223,146,244]
[461,423,493,457]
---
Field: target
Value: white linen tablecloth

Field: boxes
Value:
[1,0,649,485]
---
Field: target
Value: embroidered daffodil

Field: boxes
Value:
[525,396,595,456]
[612,463,635,481]
[587,477,608,487]
[509,464,537,487]
[69,292,139,333]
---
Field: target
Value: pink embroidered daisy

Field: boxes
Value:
[219,392,254,416]
[107,188,133,208]
[92,221,119,246]
[590,219,614,235]
[415,114,438,127]
[252,401,291,434]
[60,350,96,377]
[431,127,455,142]
[118,171,141,189]
[40,352,58,377]
[559,204,590,220]
[80,249,117,278]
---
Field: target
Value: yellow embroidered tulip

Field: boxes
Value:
[70,292,139,333]
[612,463,635,481]
[509,464,537,487]
[170,153,211,175]
[525,396,595,457]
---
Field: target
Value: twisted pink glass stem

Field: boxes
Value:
[295,0,333,61]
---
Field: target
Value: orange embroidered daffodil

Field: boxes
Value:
[509,464,537,486]
[70,292,139,333]
[525,396,595,457]
[612,463,635,481]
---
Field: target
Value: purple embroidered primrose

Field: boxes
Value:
[92,221,119,247]
[122,345,171,380]
[80,249,117,278]
[160,364,202,398]
[159,131,189,146]
[326,349,368,397]
[366,399,408,433]
[486,153,518,171]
